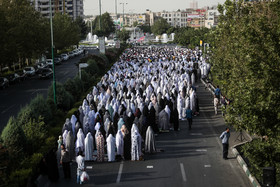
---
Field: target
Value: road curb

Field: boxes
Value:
[232,146,261,187]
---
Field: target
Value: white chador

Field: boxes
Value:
[106,134,116,162]
[131,129,141,161]
[84,132,94,161]
[116,130,124,156]
[75,128,85,154]
[145,126,156,153]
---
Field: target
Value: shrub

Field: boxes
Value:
[9,168,32,187]
[86,59,100,76]
[64,79,80,101]
[1,117,26,156]
[29,95,52,123]
[47,82,74,111]
[22,117,48,154]
[17,105,33,128]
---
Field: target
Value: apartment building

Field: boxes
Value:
[32,0,83,19]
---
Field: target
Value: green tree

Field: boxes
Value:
[1,0,48,68]
[210,0,280,138]
[133,21,138,27]
[52,13,80,51]
[117,29,130,43]
[92,12,115,37]
[48,82,74,111]
[75,16,89,40]
[1,117,26,156]
[22,117,47,154]
[151,17,170,36]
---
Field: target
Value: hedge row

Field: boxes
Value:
[0,46,126,186]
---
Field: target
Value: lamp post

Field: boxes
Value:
[49,0,56,105]
[99,0,102,30]
[120,2,127,27]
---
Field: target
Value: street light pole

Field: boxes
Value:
[120,2,127,27]
[49,0,56,105]
[99,0,102,30]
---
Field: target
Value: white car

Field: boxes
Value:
[68,51,75,58]
[61,54,69,61]
[23,67,36,76]
[46,59,53,66]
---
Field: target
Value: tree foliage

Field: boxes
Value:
[210,0,280,138]
[52,13,80,51]
[0,0,82,69]
[1,117,26,156]
[75,16,89,40]
[151,17,170,36]
[92,12,115,37]
[117,29,130,43]
[174,27,210,48]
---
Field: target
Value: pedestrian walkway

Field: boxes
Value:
[40,80,252,187]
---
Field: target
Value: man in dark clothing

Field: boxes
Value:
[186,107,193,130]
[220,128,230,159]
[60,144,71,179]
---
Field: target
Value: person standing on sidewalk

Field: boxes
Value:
[214,95,219,115]
[215,85,221,101]
[186,107,193,130]
[220,128,230,159]
[76,151,85,185]
[60,144,71,179]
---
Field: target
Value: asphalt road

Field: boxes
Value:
[0,48,98,132]
[48,81,252,187]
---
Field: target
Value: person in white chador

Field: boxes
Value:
[75,128,85,154]
[131,128,142,161]
[145,126,156,154]
[106,134,116,162]
[84,132,93,161]
[116,129,124,157]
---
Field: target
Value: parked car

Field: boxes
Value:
[6,73,21,84]
[16,70,27,81]
[68,51,75,58]
[38,68,53,79]
[23,67,36,76]
[0,77,9,89]
[46,59,53,66]
[54,57,62,65]
[60,53,69,61]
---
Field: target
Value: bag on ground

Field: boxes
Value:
[80,171,90,182]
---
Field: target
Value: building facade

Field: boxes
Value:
[32,0,83,19]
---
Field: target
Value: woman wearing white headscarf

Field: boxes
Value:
[116,130,124,157]
[145,126,156,154]
[106,134,116,162]
[66,131,75,161]
[62,130,68,147]
[131,129,141,161]
[96,131,105,162]
[84,132,94,161]
[75,128,85,154]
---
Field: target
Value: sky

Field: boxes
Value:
[83,0,226,16]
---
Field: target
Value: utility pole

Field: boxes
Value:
[115,0,117,19]
[49,0,56,105]
[99,0,102,30]
[120,2,127,27]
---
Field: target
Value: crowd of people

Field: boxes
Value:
[57,46,211,181]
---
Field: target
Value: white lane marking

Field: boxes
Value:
[116,161,124,183]
[204,165,211,168]
[180,163,187,182]
[86,166,93,169]
[196,149,207,152]
[190,133,203,136]
[147,166,153,169]
[1,104,16,114]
